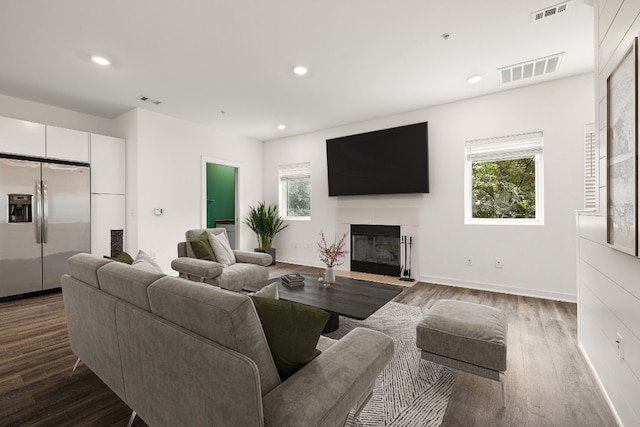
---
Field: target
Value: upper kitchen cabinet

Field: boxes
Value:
[0,116,46,157]
[90,134,125,194]
[46,126,89,163]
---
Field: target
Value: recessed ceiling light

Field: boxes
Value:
[467,74,482,84]
[293,66,308,76]
[277,124,286,130]
[91,55,111,66]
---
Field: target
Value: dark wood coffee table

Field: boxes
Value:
[243,272,403,332]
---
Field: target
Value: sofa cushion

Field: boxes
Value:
[98,261,164,311]
[147,277,281,396]
[189,231,217,262]
[67,253,112,289]
[131,250,164,274]
[209,231,236,266]
[215,262,269,291]
[249,296,330,380]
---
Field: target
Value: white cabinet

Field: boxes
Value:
[0,116,46,157]
[91,194,125,256]
[90,134,126,256]
[46,126,89,162]
[90,134,125,194]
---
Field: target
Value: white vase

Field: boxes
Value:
[324,267,335,284]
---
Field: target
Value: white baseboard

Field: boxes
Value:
[578,343,624,426]
[275,256,325,269]
[420,274,576,302]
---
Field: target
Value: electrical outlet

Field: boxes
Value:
[150,251,157,260]
[465,256,473,266]
[495,257,503,268]
[616,333,624,360]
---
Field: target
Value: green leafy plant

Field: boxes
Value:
[245,201,288,249]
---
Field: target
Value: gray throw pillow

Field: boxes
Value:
[131,250,164,273]
[250,282,279,299]
[208,231,236,266]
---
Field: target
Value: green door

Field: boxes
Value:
[206,163,236,245]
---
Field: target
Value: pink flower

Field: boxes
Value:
[317,230,349,268]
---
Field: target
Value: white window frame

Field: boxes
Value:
[584,124,597,211]
[279,162,311,220]
[464,132,544,225]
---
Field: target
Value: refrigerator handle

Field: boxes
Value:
[35,180,42,244]
[43,180,49,244]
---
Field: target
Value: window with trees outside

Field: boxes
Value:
[465,132,543,224]
[279,162,311,219]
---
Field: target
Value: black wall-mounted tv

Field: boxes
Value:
[326,122,429,196]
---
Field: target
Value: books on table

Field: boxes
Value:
[281,273,305,286]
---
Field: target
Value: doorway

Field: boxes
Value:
[202,160,238,249]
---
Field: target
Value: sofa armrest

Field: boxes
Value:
[170,257,224,280]
[262,327,393,427]
[233,250,272,267]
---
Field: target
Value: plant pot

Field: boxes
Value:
[255,248,276,266]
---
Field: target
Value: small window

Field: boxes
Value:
[465,132,543,224]
[584,124,597,210]
[279,163,311,219]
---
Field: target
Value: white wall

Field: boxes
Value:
[577,1,640,425]
[118,108,265,273]
[264,73,594,301]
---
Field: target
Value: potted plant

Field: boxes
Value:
[244,201,288,265]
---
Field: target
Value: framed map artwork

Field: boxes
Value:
[607,37,638,256]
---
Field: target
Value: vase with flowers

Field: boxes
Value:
[317,230,349,285]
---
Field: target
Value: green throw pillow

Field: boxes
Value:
[104,251,134,264]
[189,231,217,261]
[249,296,329,380]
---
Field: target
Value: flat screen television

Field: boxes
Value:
[326,122,429,196]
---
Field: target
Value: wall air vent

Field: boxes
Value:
[531,1,571,22]
[498,52,564,84]
[137,96,162,105]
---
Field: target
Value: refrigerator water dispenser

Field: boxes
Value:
[8,194,32,223]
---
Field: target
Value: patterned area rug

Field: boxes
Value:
[325,302,457,427]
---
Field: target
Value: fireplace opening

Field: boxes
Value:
[350,224,400,277]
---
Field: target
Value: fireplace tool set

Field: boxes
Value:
[400,235,414,282]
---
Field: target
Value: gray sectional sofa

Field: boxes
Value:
[61,253,394,426]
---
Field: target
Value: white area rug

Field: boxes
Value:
[325,302,457,427]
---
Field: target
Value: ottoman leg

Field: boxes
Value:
[500,372,507,407]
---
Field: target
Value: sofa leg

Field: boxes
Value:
[126,411,137,427]
[500,372,507,408]
[70,358,81,377]
[353,391,373,419]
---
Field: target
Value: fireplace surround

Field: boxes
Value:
[350,224,401,277]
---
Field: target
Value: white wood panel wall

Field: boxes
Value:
[578,1,640,425]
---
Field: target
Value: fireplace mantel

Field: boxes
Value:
[336,207,420,227]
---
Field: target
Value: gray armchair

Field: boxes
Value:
[171,228,272,291]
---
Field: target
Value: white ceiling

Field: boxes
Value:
[0,0,594,141]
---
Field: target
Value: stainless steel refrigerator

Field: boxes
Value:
[0,155,90,298]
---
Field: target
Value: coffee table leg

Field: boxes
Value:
[323,313,339,333]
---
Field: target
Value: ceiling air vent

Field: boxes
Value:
[531,1,572,22]
[137,96,162,105]
[498,52,564,84]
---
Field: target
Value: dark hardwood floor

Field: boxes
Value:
[0,263,617,426]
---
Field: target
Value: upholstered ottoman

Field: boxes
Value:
[416,299,508,406]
